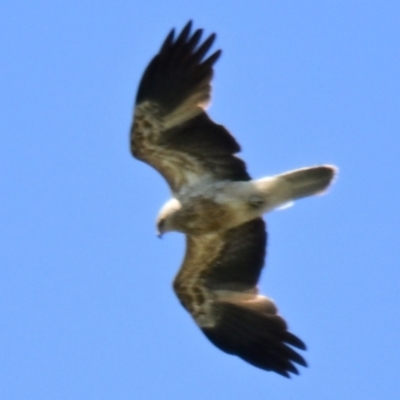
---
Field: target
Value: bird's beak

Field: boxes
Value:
[157,231,163,239]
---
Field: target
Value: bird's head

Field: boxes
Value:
[156,198,182,238]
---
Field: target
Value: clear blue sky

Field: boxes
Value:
[1,1,399,399]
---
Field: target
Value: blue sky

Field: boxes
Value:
[1,1,399,399]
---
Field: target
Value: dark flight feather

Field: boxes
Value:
[160,113,251,182]
[131,21,251,191]
[202,301,307,377]
[135,20,221,113]
[200,219,266,291]
[175,220,307,377]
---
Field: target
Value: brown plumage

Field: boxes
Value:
[130,21,337,377]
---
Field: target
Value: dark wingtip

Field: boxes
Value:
[201,302,307,378]
[159,28,175,54]
[183,20,193,33]
[284,331,307,350]
[135,21,221,109]
[175,20,192,47]
[278,370,291,378]
[202,49,222,69]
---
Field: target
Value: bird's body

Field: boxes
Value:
[130,21,337,377]
[157,166,335,235]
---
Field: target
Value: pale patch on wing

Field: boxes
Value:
[162,80,212,131]
[217,291,279,315]
[278,201,295,210]
[156,152,215,195]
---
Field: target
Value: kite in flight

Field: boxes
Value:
[130,21,336,377]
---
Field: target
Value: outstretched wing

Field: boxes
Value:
[131,21,250,195]
[173,219,307,377]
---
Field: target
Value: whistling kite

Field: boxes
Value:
[130,21,336,377]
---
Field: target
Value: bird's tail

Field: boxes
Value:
[254,165,337,212]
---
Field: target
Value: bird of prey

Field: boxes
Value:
[130,21,336,377]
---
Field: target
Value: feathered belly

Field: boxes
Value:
[173,198,231,234]
[175,187,264,235]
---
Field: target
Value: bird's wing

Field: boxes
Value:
[173,219,307,377]
[131,21,250,195]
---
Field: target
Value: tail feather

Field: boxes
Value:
[254,165,337,212]
[280,165,337,199]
